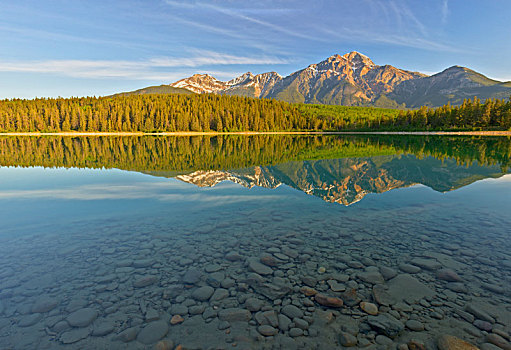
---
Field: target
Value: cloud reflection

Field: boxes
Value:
[0,181,282,203]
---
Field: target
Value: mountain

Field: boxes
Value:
[170,155,509,205]
[263,52,425,107]
[114,51,511,108]
[169,71,283,98]
[110,85,192,97]
[388,66,511,108]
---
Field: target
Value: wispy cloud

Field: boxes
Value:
[164,0,323,42]
[441,0,449,24]
[0,182,281,203]
[0,52,288,80]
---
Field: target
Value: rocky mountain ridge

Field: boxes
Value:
[172,155,509,206]
[120,51,511,108]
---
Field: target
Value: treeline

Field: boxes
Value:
[0,94,309,133]
[0,135,509,172]
[0,94,510,132]
[300,97,511,131]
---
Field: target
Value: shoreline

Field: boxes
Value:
[0,131,510,136]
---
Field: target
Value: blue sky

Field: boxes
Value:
[1,0,510,99]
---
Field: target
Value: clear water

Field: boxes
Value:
[0,135,510,350]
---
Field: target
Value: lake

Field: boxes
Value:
[0,135,510,349]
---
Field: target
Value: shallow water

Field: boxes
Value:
[0,135,510,350]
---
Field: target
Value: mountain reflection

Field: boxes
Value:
[1,135,510,205]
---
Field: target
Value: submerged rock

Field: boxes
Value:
[437,335,480,350]
[410,258,442,271]
[133,276,158,288]
[339,331,358,347]
[367,314,404,339]
[314,293,344,308]
[183,268,202,284]
[360,302,378,315]
[31,297,58,313]
[218,308,251,322]
[465,304,495,324]
[387,274,435,303]
[66,308,97,328]
[436,269,463,282]
[137,320,169,345]
[248,258,273,275]
[60,328,91,344]
[191,286,214,301]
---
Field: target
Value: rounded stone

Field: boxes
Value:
[289,328,304,337]
[137,321,169,345]
[281,305,304,319]
[67,308,97,328]
[360,302,378,315]
[339,331,357,346]
[60,328,91,344]
[406,320,425,332]
[438,335,479,350]
[192,286,214,301]
[32,297,58,313]
[258,325,278,336]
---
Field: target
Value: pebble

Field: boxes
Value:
[183,268,202,284]
[192,286,214,301]
[376,335,394,346]
[437,269,463,282]
[481,344,503,350]
[66,308,97,328]
[405,320,425,331]
[474,320,493,331]
[205,264,222,273]
[170,315,184,325]
[437,334,479,350]
[360,302,378,315]
[155,340,175,350]
[278,314,292,331]
[314,293,344,308]
[358,271,385,284]
[116,327,139,342]
[486,333,511,350]
[258,325,278,336]
[133,276,158,288]
[92,320,115,336]
[367,314,405,339]
[137,320,169,345]
[60,328,91,344]
[410,258,441,271]
[399,264,421,274]
[380,266,398,280]
[218,308,251,322]
[289,328,304,337]
[248,259,273,275]
[281,305,304,319]
[465,304,495,323]
[327,279,345,292]
[31,297,58,313]
[170,304,188,315]
[210,288,229,301]
[18,313,43,327]
[293,317,309,330]
[245,298,264,312]
[339,331,357,346]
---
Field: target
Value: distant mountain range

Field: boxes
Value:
[150,154,509,205]
[115,51,511,108]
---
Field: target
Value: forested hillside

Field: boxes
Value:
[0,93,510,132]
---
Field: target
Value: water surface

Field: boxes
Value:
[0,135,510,349]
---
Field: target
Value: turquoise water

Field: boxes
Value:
[0,135,510,349]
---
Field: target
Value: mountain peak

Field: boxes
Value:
[342,51,375,66]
